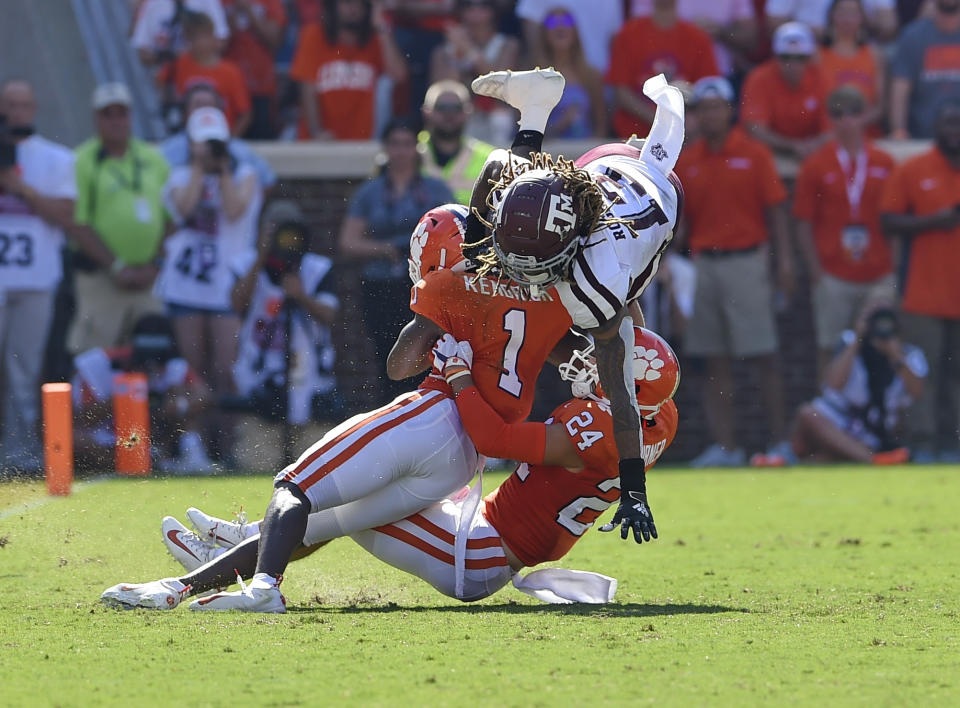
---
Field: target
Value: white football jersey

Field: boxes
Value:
[155,163,262,310]
[0,135,76,292]
[554,154,679,330]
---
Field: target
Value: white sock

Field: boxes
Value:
[517,106,551,134]
[164,577,188,592]
[252,572,279,588]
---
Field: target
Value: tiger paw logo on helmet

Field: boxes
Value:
[633,346,664,381]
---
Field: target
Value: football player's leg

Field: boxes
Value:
[349,499,512,602]
[471,68,564,136]
[297,411,480,545]
[187,507,260,548]
[282,392,474,520]
[254,482,310,578]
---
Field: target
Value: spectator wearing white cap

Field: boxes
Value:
[765,0,898,43]
[69,83,171,355]
[0,79,77,473]
[159,83,275,191]
[674,75,794,467]
[154,106,262,438]
[740,21,831,158]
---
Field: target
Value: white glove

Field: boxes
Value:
[431,335,474,383]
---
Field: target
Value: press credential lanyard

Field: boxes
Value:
[836,146,868,221]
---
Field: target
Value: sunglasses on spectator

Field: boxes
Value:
[829,106,864,118]
[461,0,493,8]
[777,53,810,62]
[544,12,575,28]
[434,102,465,113]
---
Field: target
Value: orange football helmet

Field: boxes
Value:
[559,326,680,418]
[408,203,469,283]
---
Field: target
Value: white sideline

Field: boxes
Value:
[0,475,110,522]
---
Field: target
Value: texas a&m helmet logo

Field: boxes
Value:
[544,193,576,236]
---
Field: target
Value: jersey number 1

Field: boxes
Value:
[498,309,526,398]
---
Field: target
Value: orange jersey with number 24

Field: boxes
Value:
[483,398,678,567]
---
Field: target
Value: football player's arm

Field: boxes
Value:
[592,308,658,544]
[546,330,587,367]
[386,313,444,380]
[447,376,582,468]
[591,309,642,461]
[546,304,644,368]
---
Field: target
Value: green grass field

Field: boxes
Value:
[1,465,957,707]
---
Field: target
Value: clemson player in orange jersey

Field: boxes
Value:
[127,327,680,607]
[389,218,574,425]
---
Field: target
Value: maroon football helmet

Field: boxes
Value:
[492,169,583,288]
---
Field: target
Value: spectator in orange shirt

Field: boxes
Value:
[819,0,887,135]
[880,100,960,461]
[161,10,252,135]
[607,0,719,139]
[674,76,795,467]
[290,0,409,141]
[222,0,287,139]
[740,21,830,158]
[794,86,896,377]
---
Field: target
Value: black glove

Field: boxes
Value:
[599,457,658,544]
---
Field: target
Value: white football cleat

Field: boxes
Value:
[189,574,286,613]
[186,506,256,549]
[471,68,565,129]
[101,577,190,610]
[162,516,219,572]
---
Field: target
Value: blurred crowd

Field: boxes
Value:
[1,0,960,474]
[125,0,959,144]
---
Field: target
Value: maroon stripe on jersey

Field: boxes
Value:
[575,250,622,316]
[570,281,609,326]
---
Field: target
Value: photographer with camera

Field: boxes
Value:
[790,304,927,465]
[230,200,340,427]
[159,84,276,192]
[154,105,261,464]
[0,79,77,473]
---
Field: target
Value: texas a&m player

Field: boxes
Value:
[461,68,686,547]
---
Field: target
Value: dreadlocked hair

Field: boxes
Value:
[466,152,607,280]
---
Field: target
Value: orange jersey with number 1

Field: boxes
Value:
[411,269,573,423]
[484,398,678,567]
